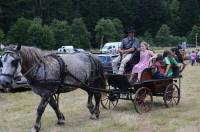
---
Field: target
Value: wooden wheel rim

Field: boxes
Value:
[101,93,118,109]
[164,83,180,107]
[134,87,153,114]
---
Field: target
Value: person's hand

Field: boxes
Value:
[124,50,129,54]
[119,50,125,54]
[149,57,153,62]
[164,72,168,76]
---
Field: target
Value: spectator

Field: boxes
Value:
[190,51,197,66]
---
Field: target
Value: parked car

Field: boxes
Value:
[57,46,74,53]
[100,42,121,54]
[97,54,118,74]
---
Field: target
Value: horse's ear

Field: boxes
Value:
[0,44,5,51]
[16,44,21,51]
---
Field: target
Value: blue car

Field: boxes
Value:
[97,54,118,74]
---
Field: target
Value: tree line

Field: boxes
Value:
[0,0,200,49]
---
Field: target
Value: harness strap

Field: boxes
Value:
[87,54,101,82]
[28,53,101,92]
[49,54,66,84]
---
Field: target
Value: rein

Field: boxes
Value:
[23,63,38,77]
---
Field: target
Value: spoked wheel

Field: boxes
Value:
[133,87,153,114]
[163,83,180,108]
[101,92,119,110]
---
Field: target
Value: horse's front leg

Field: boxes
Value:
[49,96,65,125]
[31,96,50,132]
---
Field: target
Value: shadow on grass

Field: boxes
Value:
[0,87,31,93]
[101,100,168,114]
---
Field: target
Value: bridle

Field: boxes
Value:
[0,50,22,80]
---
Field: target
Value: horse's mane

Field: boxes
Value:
[5,45,48,71]
[19,46,47,64]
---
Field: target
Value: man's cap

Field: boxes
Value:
[127,27,136,33]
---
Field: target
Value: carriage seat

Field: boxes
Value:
[106,74,131,91]
[140,67,154,81]
[124,50,140,73]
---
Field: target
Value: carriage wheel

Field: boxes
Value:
[101,92,119,110]
[163,83,180,108]
[133,87,153,114]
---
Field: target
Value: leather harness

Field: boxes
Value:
[28,53,100,91]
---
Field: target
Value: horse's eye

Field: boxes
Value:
[11,59,19,67]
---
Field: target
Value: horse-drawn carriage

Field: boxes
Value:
[101,69,181,113]
[0,44,183,131]
[100,51,182,114]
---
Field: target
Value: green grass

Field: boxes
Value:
[0,65,200,132]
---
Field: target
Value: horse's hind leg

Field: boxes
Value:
[92,92,101,119]
[49,96,65,125]
[31,96,50,132]
[87,91,94,117]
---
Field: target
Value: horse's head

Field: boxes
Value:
[0,44,22,88]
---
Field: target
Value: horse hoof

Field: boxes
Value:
[31,127,40,132]
[90,114,97,120]
[57,119,65,125]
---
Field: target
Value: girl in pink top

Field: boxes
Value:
[129,42,157,82]
[190,51,197,66]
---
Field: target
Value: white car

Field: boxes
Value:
[57,46,74,53]
[101,42,121,54]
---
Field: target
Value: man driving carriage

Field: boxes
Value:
[112,28,139,74]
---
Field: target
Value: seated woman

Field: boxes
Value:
[163,50,179,77]
[129,42,157,82]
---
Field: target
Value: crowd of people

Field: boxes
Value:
[111,28,186,82]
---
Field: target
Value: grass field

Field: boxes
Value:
[0,65,200,132]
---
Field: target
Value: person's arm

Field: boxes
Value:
[118,47,124,54]
[164,64,171,76]
[180,62,186,73]
[118,39,125,54]
[148,50,157,60]
[163,57,171,76]
[124,47,136,54]
[124,38,139,54]
[171,57,178,65]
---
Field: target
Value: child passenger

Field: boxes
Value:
[163,50,178,77]
[129,42,157,82]
[153,54,166,79]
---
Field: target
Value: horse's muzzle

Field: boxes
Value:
[0,76,13,88]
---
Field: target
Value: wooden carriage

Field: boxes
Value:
[101,67,181,114]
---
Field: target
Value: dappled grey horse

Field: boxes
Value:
[0,44,106,132]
